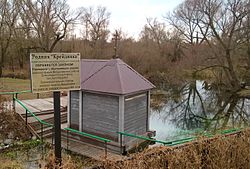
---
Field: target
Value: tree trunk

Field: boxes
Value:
[225,50,240,90]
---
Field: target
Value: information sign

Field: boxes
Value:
[30,53,80,93]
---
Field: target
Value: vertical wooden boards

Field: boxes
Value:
[70,91,79,130]
[124,93,147,143]
[82,92,119,141]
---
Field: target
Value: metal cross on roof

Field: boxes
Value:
[112,30,120,59]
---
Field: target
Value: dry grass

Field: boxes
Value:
[0,110,31,140]
[103,130,250,169]
[0,95,31,140]
[41,150,99,169]
[0,157,23,169]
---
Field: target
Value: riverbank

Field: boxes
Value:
[103,128,250,169]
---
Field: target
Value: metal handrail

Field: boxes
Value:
[3,91,113,158]
[117,131,172,145]
[4,91,244,152]
[14,97,53,127]
[64,127,111,157]
[64,127,111,143]
[118,127,243,147]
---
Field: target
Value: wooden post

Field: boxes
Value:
[67,130,69,150]
[41,123,43,142]
[12,94,15,111]
[54,91,61,165]
[104,141,107,158]
[25,110,28,126]
[120,133,123,154]
[52,126,54,146]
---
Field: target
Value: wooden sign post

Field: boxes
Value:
[53,91,61,163]
[30,53,81,164]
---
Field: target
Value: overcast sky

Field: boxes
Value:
[68,0,184,38]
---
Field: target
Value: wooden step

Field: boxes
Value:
[20,107,67,118]
[30,117,67,131]
[36,126,53,137]
[28,112,67,127]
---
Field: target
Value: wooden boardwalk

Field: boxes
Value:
[12,96,125,161]
[15,97,68,115]
[46,136,125,161]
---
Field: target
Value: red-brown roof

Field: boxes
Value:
[80,58,155,95]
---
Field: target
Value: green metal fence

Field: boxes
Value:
[65,128,111,157]
[0,90,245,155]
[1,90,112,157]
[118,127,243,148]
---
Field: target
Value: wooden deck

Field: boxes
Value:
[15,97,68,115]
[46,135,125,161]
[12,96,125,161]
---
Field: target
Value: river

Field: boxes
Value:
[150,80,250,141]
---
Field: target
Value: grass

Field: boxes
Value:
[0,157,23,169]
[0,78,52,100]
[41,150,99,169]
[0,78,30,91]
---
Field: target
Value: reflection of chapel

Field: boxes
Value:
[67,58,155,153]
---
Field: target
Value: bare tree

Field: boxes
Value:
[166,0,208,45]
[169,0,249,90]
[140,18,185,61]
[22,0,80,52]
[81,6,110,43]
[199,0,249,89]
[0,0,20,77]
[165,0,250,129]
[80,6,110,58]
[140,18,169,56]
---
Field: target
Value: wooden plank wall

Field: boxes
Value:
[70,91,80,130]
[124,92,147,143]
[82,92,119,141]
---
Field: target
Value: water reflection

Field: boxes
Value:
[150,80,250,141]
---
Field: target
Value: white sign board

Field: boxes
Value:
[30,53,80,93]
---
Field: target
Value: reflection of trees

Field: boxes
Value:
[160,0,250,131]
[168,80,208,130]
[158,80,250,131]
[205,86,250,130]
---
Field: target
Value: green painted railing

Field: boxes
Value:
[220,128,241,134]
[2,90,244,153]
[118,127,243,148]
[10,93,112,157]
[65,127,111,143]
[117,131,171,145]
[168,137,196,146]
[15,97,112,144]
[14,97,53,127]
[64,128,111,157]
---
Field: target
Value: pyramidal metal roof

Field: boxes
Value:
[80,58,155,95]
